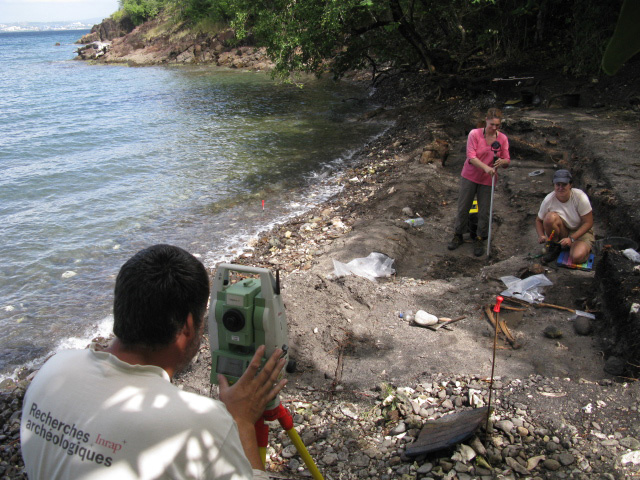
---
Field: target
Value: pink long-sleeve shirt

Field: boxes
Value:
[461,128,510,186]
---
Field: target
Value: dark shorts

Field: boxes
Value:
[568,226,595,250]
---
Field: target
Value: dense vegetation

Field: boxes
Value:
[114,0,631,80]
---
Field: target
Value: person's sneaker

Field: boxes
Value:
[447,234,463,250]
[542,242,562,264]
[473,236,484,257]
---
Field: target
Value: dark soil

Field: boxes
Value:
[173,57,640,428]
[190,57,640,388]
[167,63,640,477]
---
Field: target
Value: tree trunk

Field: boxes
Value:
[388,0,433,72]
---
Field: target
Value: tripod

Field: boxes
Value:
[255,400,324,480]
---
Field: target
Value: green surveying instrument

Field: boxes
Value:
[208,264,323,480]
[209,263,291,385]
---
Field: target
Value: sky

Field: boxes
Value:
[0,0,120,23]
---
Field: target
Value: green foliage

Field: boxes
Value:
[111,9,126,22]
[119,0,167,25]
[169,0,233,25]
[602,0,640,75]
[129,0,628,79]
[228,0,349,78]
[223,0,620,80]
[564,1,620,75]
[225,0,469,81]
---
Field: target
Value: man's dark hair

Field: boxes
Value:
[113,244,210,348]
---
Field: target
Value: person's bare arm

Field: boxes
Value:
[559,211,593,248]
[218,346,287,470]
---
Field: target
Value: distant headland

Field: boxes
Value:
[0,20,100,33]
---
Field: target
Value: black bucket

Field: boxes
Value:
[596,237,638,253]
[521,90,534,105]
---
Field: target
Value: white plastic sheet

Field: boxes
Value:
[332,252,395,282]
[623,248,640,263]
[500,274,553,303]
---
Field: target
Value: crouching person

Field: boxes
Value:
[20,244,286,479]
[535,170,594,264]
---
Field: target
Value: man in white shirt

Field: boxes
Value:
[21,244,286,479]
[535,170,595,264]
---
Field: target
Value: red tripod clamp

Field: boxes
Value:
[255,403,295,449]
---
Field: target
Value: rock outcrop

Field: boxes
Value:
[74,15,273,71]
[76,17,135,44]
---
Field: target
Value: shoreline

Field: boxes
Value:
[0,38,389,386]
[0,109,392,386]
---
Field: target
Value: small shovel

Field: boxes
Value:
[426,316,466,331]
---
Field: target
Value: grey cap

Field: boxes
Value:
[553,169,572,184]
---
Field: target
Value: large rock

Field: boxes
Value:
[77,17,135,44]
[77,31,100,44]
[75,42,111,60]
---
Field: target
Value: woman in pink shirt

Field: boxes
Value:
[447,108,511,256]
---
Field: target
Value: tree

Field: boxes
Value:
[116,0,626,79]
[169,0,233,24]
[226,0,620,81]
[119,0,168,26]
[602,0,640,75]
[227,0,486,81]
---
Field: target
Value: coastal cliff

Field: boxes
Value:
[75,15,273,71]
[76,17,135,44]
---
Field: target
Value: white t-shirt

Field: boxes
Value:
[537,188,592,230]
[20,347,266,480]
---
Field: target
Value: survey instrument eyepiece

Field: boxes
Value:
[491,140,501,160]
[222,309,245,332]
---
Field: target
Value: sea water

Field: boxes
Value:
[0,30,388,379]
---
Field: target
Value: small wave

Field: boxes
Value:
[203,122,392,271]
[0,315,113,384]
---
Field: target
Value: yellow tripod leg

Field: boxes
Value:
[255,418,270,468]
[286,427,324,480]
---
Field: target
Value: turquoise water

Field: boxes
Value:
[0,30,388,379]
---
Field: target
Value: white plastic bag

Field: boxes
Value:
[500,274,553,303]
[332,252,395,282]
[623,248,640,263]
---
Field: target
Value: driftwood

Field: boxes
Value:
[502,297,532,307]
[484,306,521,349]
[535,302,578,313]
[503,296,596,315]
[500,305,527,312]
